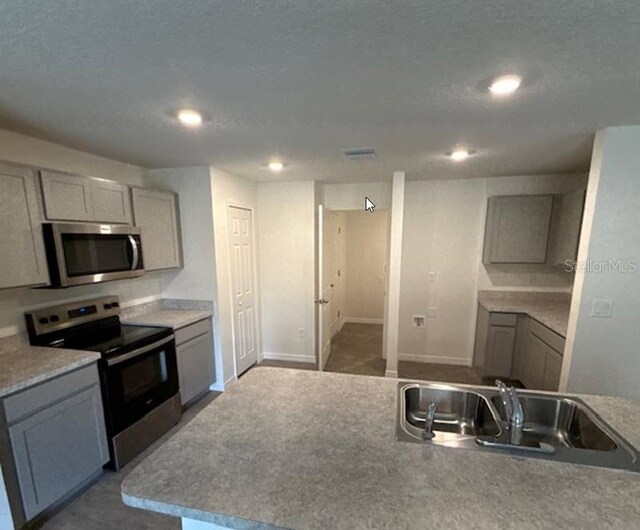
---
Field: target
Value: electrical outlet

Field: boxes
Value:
[297,328,305,339]
[412,315,426,328]
[425,307,437,318]
[591,299,613,318]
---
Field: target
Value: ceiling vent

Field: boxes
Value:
[342,148,377,160]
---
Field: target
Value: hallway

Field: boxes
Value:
[324,323,485,385]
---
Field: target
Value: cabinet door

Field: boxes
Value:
[91,179,132,224]
[542,349,562,391]
[40,170,93,221]
[484,195,554,264]
[132,188,182,271]
[485,325,516,378]
[177,331,214,405]
[550,189,586,267]
[0,165,49,289]
[8,385,109,520]
[521,332,547,390]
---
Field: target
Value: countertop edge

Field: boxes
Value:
[122,492,282,530]
[0,352,100,399]
[477,299,567,338]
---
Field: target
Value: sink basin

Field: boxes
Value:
[396,383,501,448]
[490,394,617,451]
[396,382,640,472]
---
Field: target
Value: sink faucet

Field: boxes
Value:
[495,380,524,445]
[422,402,437,441]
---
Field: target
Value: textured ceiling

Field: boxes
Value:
[1,1,639,182]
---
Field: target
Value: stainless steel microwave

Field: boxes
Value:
[42,223,145,287]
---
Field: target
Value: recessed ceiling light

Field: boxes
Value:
[489,75,522,96]
[177,109,203,127]
[449,149,470,161]
[268,161,285,172]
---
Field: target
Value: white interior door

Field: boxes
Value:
[317,205,332,370]
[228,206,258,376]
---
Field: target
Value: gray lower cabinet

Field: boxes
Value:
[483,194,554,264]
[0,164,49,289]
[474,308,565,390]
[2,365,109,522]
[520,331,548,389]
[473,307,517,378]
[176,319,215,405]
[132,188,183,271]
[519,319,565,391]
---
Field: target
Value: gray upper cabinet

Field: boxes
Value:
[549,189,586,267]
[40,170,132,224]
[483,194,554,264]
[40,170,94,221]
[90,179,132,224]
[0,164,49,289]
[132,188,182,271]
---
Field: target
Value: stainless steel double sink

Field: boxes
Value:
[396,382,640,472]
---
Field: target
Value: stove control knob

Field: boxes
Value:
[104,303,112,309]
[50,315,60,322]
[39,317,49,325]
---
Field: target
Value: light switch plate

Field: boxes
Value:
[591,299,613,318]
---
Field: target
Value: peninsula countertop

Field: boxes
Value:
[0,333,100,399]
[121,368,640,530]
[122,309,212,330]
[477,291,571,337]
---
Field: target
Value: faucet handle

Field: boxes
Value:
[495,379,514,421]
[422,402,437,441]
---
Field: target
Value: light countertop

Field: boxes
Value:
[0,333,99,399]
[122,310,212,330]
[478,291,571,337]
[121,368,640,530]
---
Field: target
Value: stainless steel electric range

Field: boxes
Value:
[25,296,181,469]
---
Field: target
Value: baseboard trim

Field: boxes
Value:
[210,374,236,392]
[344,317,384,325]
[262,352,316,364]
[399,353,472,367]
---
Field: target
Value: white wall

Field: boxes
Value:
[398,173,587,365]
[0,129,163,338]
[258,181,316,362]
[399,179,485,365]
[323,182,392,210]
[210,168,259,387]
[146,167,217,302]
[563,126,640,399]
[344,210,389,321]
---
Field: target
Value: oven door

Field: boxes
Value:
[44,223,145,287]
[101,335,179,435]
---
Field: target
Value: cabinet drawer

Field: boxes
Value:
[3,364,99,424]
[529,318,565,354]
[175,319,211,346]
[489,313,518,327]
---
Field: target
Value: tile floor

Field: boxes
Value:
[36,392,220,530]
[260,323,498,386]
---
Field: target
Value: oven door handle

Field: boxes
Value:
[107,335,174,366]
[128,235,140,270]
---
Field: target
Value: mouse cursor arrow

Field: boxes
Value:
[364,197,376,212]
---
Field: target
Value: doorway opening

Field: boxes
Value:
[318,207,390,375]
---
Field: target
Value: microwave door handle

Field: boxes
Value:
[128,235,139,270]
